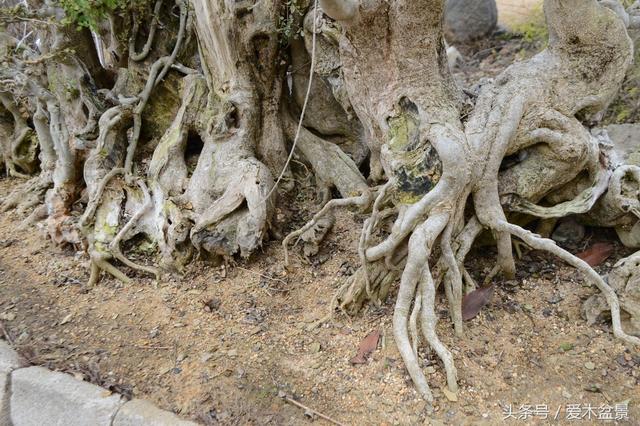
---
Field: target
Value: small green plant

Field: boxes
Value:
[277,0,305,46]
[60,0,127,30]
[59,0,150,30]
[511,4,548,46]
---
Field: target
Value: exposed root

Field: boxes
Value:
[609,165,640,219]
[108,180,160,280]
[1,0,637,406]
[79,168,125,228]
[461,268,477,294]
[88,258,133,288]
[283,190,373,267]
[409,290,422,357]
[188,158,276,258]
[418,264,458,394]
[583,251,640,335]
[265,0,319,200]
[440,219,464,336]
[364,182,448,263]
[86,261,100,289]
[507,169,612,218]
[393,212,450,401]
[498,220,640,346]
[124,0,188,176]
[359,183,392,297]
[18,205,47,230]
[337,246,406,315]
[299,214,335,258]
[129,0,164,62]
[0,174,52,214]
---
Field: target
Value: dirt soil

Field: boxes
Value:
[1,36,639,426]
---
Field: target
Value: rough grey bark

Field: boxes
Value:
[584,251,640,336]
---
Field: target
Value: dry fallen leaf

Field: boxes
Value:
[576,242,615,267]
[442,386,458,402]
[60,313,73,325]
[349,329,380,365]
[462,284,495,321]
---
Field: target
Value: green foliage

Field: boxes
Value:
[510,4,548,45]
[60,0,127,29]
[59,0,150,30]
[277,0,306,46]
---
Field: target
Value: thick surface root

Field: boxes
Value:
[583,251,640,336]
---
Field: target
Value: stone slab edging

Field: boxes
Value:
[0,340,197,426]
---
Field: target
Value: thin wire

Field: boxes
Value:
[263,0,319,202]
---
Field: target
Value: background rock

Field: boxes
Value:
[445,0,498,43]
[0,340,22,426]
[10,366,123,426]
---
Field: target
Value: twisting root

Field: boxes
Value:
[79,167,125,228]
[472,95,527,280]
[453,216,483,264]
[609,165,640,218]
[129,0,164,61]
[497,220,640,347]
[0,174,52,213]
[409,291,422,357]
[507,168,612,218]
[109,180,160,280]
[79,106,127,229]
[440,219,464,336]
[124,0,188,176]
[283,190,373,266]
[418,262,458,394]
[393,212,449,401]
[365,182,447,262]
[358,183,391,297]
[85,256,133,290]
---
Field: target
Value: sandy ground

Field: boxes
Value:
[0,175,638,425]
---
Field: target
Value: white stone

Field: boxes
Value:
[10,366,123,426]
[113,399,197,426]
[445,0,498,42]
[605,124,640,166]
[0,341,21,373]
[0,340,22,426]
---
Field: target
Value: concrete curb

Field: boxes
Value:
[0,340,197,426]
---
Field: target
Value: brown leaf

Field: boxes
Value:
[462,284,495,321]
[442,386,458,402]
[577,242,615,267]
[349,329,380,365]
